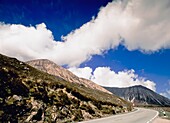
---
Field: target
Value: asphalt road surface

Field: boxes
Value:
[80,108,158,123]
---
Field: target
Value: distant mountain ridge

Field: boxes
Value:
[104,85,170,106]
[26,59,111,94]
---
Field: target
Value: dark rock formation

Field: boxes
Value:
[104,85,170,106]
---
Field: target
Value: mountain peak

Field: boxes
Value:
[26,59,111,94]
[104,86,170,106]
[129,85,151,90]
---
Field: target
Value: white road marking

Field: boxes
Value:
[146,110,159,123]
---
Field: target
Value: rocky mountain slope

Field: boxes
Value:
[104,85,170,106]
[26,59,111,94]
[0,54,132,122]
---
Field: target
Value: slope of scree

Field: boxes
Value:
[0,54,132,123]
[104,85,170,107]
[26,59,111,94]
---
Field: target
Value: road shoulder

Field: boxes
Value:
[153,117,170,123]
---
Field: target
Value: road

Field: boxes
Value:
[80,108,158,123]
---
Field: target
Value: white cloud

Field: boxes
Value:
[1,0,170,66]
[160,80,170,99]
[68,67,92,79]
[68,66,156,91]
[0,23,55,60]
[160,89,170,99]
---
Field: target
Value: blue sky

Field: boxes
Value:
[0,0,112,40]
[0,0,170,98]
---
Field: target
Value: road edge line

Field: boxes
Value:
[146,110,159,123]
[79,108,140,123]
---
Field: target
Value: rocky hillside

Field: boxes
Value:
[104,85,170,106]
[26,59,111,94]
[0,54,132,123]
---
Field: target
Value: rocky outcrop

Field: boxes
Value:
[26,59,111,94]
[104,85,170,106]
[0,54,132,122]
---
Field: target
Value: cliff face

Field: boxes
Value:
[26,59,111,94]
[104,85,170,106]
[0,54,132,122]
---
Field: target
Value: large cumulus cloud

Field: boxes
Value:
[68,66,156,91]
[0,0,170,66]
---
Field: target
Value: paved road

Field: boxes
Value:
[80,108,158,123]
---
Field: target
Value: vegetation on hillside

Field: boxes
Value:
[0,54,132,122]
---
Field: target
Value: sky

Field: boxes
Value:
[0,0,170,98]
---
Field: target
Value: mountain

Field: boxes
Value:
[104,85,170,107]
[0,54,132,122]
[26,59,111,94]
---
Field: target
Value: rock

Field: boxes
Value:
[104,85,170,106]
